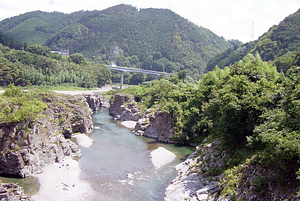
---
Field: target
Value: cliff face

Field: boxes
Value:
[85,94,110,111]
[135,109,176,143]
[0,92,93,178]
[109,93,176,143]
[109,94,142,121]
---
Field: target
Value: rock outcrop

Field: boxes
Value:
[165,138,300,200]
[165,139,224,201]
[0,182,30,201]
[135,109,176,143]
[109,93,176,143]
[109,93,142,121]
[85,94,110,111]
[0,92,93,178]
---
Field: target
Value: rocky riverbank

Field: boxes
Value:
[0,92,93,178]
[109,93,176,143]
[165,138,300,201]
[0,182,30,200]
[0,91,109,199]
[165,139,224,201]
[108,92,300,200]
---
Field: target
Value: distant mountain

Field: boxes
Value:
[0,4,233,75]
[0,30,26,50]
[206,8,300,72]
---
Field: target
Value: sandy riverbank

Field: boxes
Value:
[32,134,94,200]
[151,147,176,168]
[32,157,94,201]
[121,121,137,129]
[73,134,93,148]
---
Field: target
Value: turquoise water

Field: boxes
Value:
[79,108,193,200]
[0,108,193,200]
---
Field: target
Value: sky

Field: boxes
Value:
[0,0,299,43]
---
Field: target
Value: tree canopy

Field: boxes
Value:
[206,9,300,73]
[120,53,300,196]
[0,44,111,88]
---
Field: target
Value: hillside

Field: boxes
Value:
[207,8,300,73]
[0,30,26,50]
[0,4,233,75]
[116,53,300,200]
[0,44,110,87]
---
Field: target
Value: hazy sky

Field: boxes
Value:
[0,0,299,42]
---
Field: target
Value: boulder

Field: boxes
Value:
[165,140,224,201]
[109,94,177,143]
[109,93,141,121]
[0,183,30,201]
[143,112,175,143]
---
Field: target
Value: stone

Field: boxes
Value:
[109,93,177,143]
[0,183,30,200]
[165,139,224,200]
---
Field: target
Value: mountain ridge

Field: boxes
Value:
[206,8,300,73]
[0,4,233,75]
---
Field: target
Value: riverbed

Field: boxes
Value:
[2,108,193,200]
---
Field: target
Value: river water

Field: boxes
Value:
[1,108,193,200]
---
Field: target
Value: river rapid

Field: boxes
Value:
[1,108,193,200]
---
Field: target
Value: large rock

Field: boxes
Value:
[135,111,176,143]
[0,93,93,178]
[165,140,224,201]
[85,94,110,111]
[109,93,142,121]
[0,183,30,201]
[109,94,177,143]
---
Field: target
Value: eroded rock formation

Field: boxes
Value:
[85,94,110,111]
[109,93,142,121]
[0,93,93,178]
[109,93,176,143]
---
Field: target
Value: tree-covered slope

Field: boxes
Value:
[119,52,300,199]
[207,8,300,73]
[0,44,110,87]
[0,4,233,75]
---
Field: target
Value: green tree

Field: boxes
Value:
[26,45,50,56]
[68,53,88,65]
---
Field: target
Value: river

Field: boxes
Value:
[1,108,193,200]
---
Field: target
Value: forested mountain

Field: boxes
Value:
[207,8,300,73]
[0,4,233,75]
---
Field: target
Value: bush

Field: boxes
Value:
[0,84,47,123]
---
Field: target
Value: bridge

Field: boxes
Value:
[107,65,173,89]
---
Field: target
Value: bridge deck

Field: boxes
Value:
[107,65,172,76]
